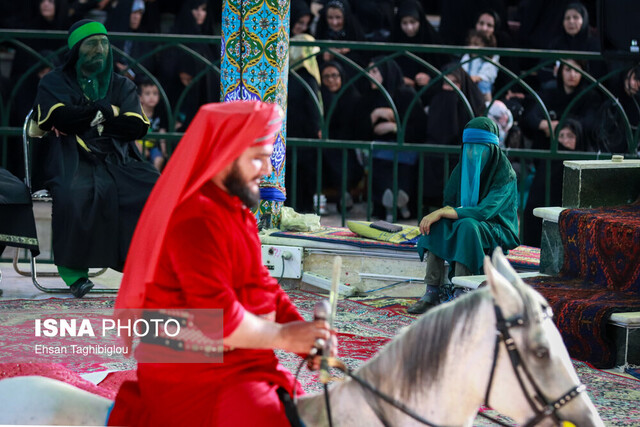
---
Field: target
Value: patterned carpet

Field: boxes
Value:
[570,361,640,426]
[524,275,640,368]
[559,204,640,290]
[0,293,638,425]
[525,204,640,368]
[503,245,540,270]
[0,297,135,372]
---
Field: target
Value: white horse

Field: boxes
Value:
[0,250,604,426]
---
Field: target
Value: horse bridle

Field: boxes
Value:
[483,303,586,427]
[312,299,586,427]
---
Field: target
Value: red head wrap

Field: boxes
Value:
[115,101,283,310]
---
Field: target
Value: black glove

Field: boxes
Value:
[93,98,115,122]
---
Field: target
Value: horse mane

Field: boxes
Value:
[356,278,544,400]
[357,289,487,399]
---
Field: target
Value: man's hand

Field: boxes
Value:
[224,312,336,356]
[94,99,116,122]
[419,206,458,235]
[307,329,338,371]
[276,319,332,355]
[403,76,416,87]
[51,127,67,137]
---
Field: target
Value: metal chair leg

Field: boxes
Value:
[13,249,107,278]
[29,255,118,294]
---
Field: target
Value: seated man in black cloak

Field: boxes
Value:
[30,20,159,298]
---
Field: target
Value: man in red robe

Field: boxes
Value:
[109,101,333,426]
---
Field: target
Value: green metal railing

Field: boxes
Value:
[288,37,639,230]
[1,30,638,243]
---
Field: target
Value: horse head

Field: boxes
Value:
[299,249,605,427]
[484,248,604,427]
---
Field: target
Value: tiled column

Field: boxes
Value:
[221,0,289,226]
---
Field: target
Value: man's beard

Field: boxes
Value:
[223,161,261,208]
[77,52,107,78]
[82,58,105,74]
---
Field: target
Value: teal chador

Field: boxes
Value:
[417,143,520,275]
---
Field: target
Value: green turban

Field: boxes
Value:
[68,20,108,50]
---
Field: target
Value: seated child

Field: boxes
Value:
[136,79,167,171]
[460,30,499,103]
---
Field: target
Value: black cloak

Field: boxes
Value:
[353,56,427,217]
[0,168,39,257]
[33,35,159,270]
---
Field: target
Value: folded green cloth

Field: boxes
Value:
[347,220,420,245]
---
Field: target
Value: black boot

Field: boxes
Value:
[407,285,440,314]
[452,287,469,299]
[70,278,94,298]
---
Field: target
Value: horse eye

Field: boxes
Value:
[533,346,550,360]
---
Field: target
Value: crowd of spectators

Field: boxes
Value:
[1,0,639,246]
[284,0,639,242]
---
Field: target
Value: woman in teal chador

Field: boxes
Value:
[408,117,520,314]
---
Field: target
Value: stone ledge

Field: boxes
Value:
[610,312,640,328]
[533,206,565,223]
[563,159,640,170]
[563,160,640,208]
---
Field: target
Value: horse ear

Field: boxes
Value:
[491,247,519,285]
[484,249,521,315]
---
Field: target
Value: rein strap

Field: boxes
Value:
[481,303,587,427]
